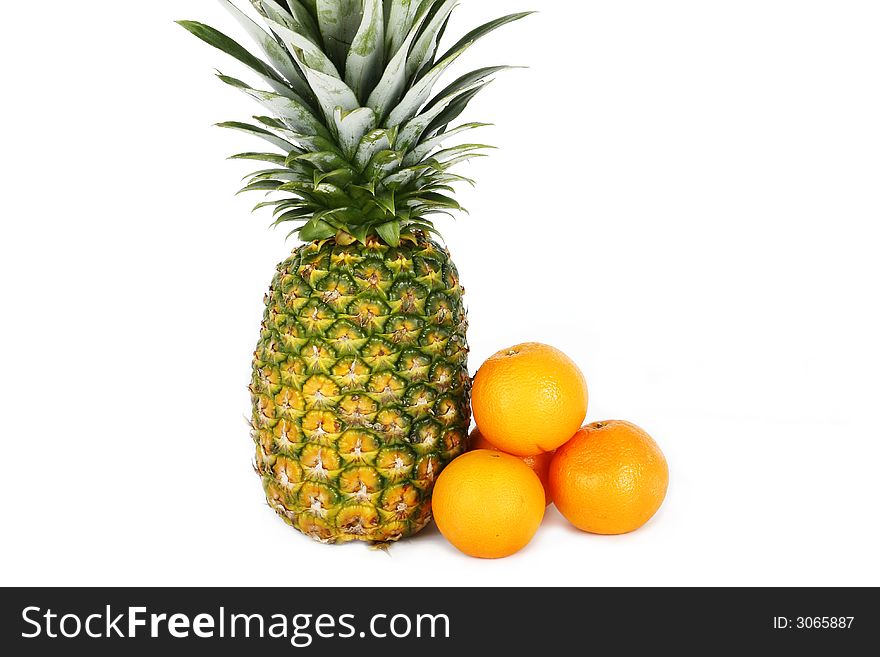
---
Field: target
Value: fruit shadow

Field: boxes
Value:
[541,505,594,536]
[542,503,669,540]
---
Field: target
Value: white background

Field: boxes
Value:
[2,1,879,587]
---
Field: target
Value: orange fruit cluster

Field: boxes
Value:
[431,342,669,558]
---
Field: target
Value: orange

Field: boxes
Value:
[469,427,554,506]
[471,342,588,456]
[549,420,668,534]
[432,450,545,558]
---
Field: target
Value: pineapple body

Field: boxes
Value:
[251,234,470,542]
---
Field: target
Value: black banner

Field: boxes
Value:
[1,588,875,653]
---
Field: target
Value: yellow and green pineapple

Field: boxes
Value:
[179,0,529,543]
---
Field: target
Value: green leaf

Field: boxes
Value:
[252,114,286,129]
[272,200,310,216]
[402,13,531,133]
[314,207,354,225]
[216,121,299,152]
[315,0,363,71]
[314,167,355,186]
[386,48,466,128]
[437,152,487,167]
[299,66,360,128]
[405,191,461,209]
[421,183,456,195]
[353,127,397,171]
[272,208,314,225]
[294,150,353,172]
[365,1,434,121]
[433,171,476,186]
[405,0,456,81]
[375,191,396,215]
[268,16,360,128]
[350,181,376,196]
[436,12,535,65]
[381,163,432,189]
[231,152,289,165]
[334,107,378,160]
[217,0,304,89]
[256,118,342,154]
[431,143,495,162]
[245,168,312,183]
[348,223,371,244]
[288,0,322,38]
[237,179,285,194]
[260,0,322,45]
[403,121,489,165]
[422,6,452,77]
[243,167,287,181]
[280,180,350,205]
[384,0,420,58]
[376,220,401,246]
[410,202,457,218]
[345,0,385,102]
[423,66,513,112]
[390,47,518,128]
[364,149,404,180]
[299,218,337,241]
[396,79,490,151]
[217,74,329,138]
[252,198,303,212]
[297,0,319,23]
[178,19,298,98]
[421,84,485,142]
[264,18,340,78]
[404,220,443,237]
[177,20,281,82]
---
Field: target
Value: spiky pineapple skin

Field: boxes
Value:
[251,233,470,543]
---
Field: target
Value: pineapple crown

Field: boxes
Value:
[178,1,531,246]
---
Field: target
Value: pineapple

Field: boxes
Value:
[179,0,529,543]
